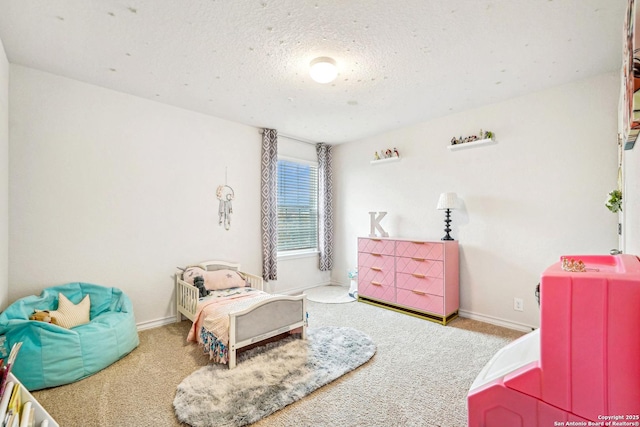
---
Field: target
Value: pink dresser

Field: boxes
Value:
[468,254,640,426]
[357,237,459,325]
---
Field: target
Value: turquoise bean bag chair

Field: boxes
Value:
[0,283,139,391]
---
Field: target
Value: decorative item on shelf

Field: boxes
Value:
[605,189,622,213]
[436,192,458,241]
[383,148,398,158]
[450,130,495,145]
[373,147,400,161]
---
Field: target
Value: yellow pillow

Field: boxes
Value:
[49,293,91,329]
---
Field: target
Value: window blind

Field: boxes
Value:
[277,159,318,252]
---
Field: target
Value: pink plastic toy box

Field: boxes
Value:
[468,255,640,426]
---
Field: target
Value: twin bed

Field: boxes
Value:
[175,260,307,368]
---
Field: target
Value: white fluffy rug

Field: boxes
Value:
[304,285,356,304]
[173,326,376,427]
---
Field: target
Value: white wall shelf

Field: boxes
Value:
[447,138,497,151]
[370,157,400,165]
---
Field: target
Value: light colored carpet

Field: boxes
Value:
[31,301,524,427]
[304,285,356,303]
[174,326,375,427]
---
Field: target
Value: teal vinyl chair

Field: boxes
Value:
[0,283,139,390]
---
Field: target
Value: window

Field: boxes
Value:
[277,158,318,253]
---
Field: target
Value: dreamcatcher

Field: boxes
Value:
[216,184,234,230]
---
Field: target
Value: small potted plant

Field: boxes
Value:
[605,189,622,213]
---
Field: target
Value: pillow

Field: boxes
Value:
[182,266,206,285]
[202,269,249,291]
[181,266,249,291]
[48,293,91,329]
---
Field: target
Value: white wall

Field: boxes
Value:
[0,39,8,311]
[8,65,267,326]
[332,73,620,330]
[6,63,622,331]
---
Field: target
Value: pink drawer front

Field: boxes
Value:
[359,252,394,272]
[358,278,395,302]
[396,257,443,278]
[358,265,394,288]
[396,272,444,296]
[358,238,395,256]
[396,241,443,260]
[396,288,444,315]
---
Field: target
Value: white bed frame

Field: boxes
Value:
[175,260,307,368]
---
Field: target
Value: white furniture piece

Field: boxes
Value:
[357,237,459,325]
[175,260,307,368]
[370,157,400,165]
[469,329,540,393]
[6,372,58,427]
[448,137,497,151]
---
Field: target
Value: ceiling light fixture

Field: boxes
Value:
[309,57,338,84]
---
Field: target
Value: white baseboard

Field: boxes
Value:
[458,309,537,333]
[136,316,177,331]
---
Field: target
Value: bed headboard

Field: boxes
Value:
[197,260,241,272]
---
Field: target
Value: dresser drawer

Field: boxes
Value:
[358,278,395,302]
[358,238,395,256]
[396,288,444,315]
[396,257,443,278]
[358,252,395,272]
[396,241,443,260]
[358,263,395,288]
[396,272,444,296]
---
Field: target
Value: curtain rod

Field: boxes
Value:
[259,129,317,146]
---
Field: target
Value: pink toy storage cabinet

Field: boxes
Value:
[468,255,640,426]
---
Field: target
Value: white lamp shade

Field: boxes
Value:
[309,57,338,83]
[436,192,458,210]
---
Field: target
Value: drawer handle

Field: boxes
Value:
[412,273,426,278]
[371,253,382,257]
[411,241,425,245]
[411,257,425,262]
[371,281,383,286]
[412,290,426,295]
[371,267,382,271]
[371,238,382,242]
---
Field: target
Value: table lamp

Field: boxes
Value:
[436,192,457,240]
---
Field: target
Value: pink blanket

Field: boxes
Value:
[186,288,274,347]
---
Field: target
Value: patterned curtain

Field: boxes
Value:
[261,129,278,281]
[317,143,334,271]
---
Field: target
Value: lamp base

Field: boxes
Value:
[441,208,454,241]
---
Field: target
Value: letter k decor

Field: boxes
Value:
[369,212,389,237]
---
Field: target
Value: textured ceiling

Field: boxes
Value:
[0,0,628,143]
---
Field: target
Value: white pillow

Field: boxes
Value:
[49,293,91,329]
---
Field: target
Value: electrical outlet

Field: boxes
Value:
[514,298,524,311]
